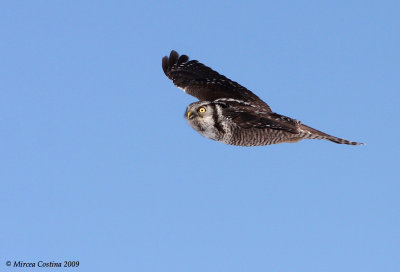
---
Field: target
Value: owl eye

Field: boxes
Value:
[198,107,206,113]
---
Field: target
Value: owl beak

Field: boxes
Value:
[186,111,193,119]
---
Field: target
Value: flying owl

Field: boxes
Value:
[162,50,363,146]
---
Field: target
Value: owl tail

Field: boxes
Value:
[299,124,364,145]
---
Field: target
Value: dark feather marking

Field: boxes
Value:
[212,105,225,134]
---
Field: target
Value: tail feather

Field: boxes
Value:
[300,124,364,146]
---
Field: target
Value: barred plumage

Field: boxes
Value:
[162,50,364,146]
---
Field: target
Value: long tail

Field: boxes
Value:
[299,124,364,145]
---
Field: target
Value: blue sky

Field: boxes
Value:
[1,1,399,271]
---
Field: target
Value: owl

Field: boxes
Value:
[162,50,363,146]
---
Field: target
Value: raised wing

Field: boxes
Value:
[162,50,271,111]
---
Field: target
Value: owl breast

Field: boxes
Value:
[222,126,303,146]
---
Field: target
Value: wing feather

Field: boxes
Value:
[222,105,300,133]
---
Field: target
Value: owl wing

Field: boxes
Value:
[162,50,272,111]
[222,105,300,133]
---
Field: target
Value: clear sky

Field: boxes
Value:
[1,1,399,271]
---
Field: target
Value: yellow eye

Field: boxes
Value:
[198,107,206,113]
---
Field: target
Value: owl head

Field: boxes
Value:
[184,101,223,140]
[185,101,215,122]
